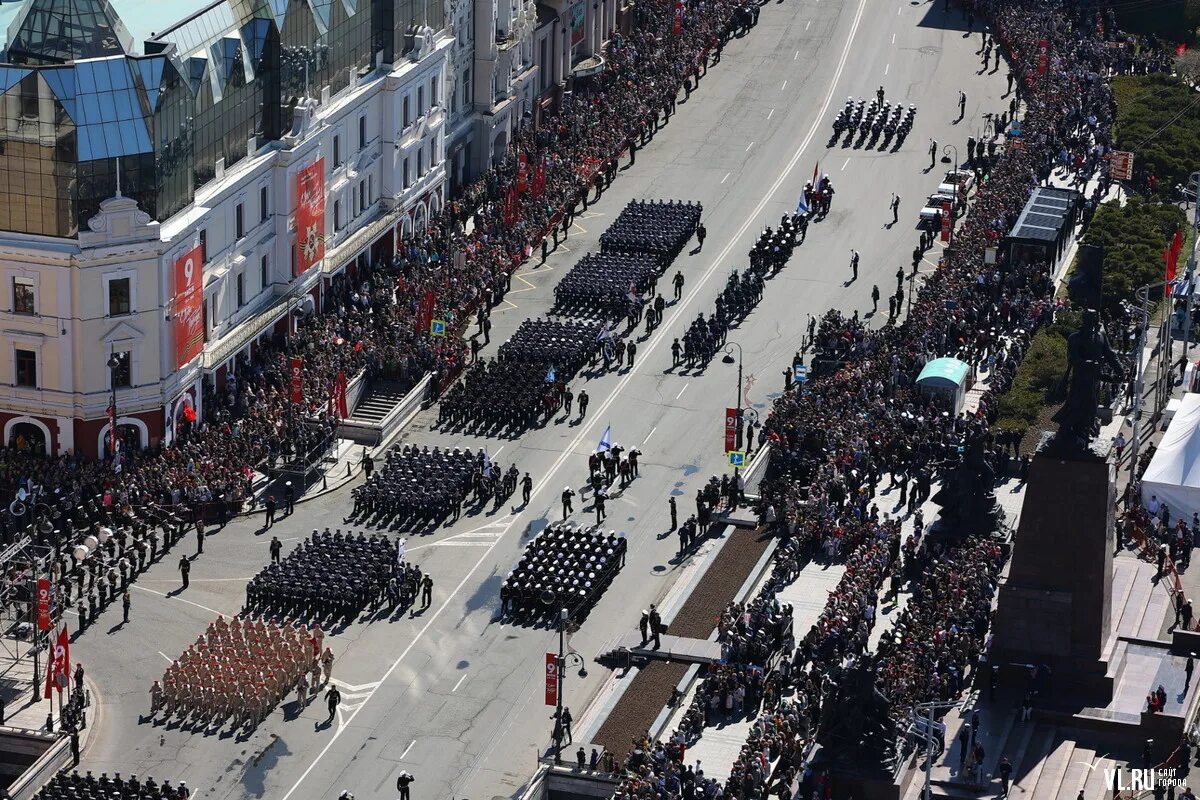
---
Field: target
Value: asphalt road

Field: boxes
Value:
[74,3,1008,799]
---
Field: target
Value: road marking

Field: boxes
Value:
[452,674,468,692]
[643,426,657,444]
[279,0,871,790]
[330,678,382,693]
[721,172,731,184]
[745,141,755,152]
[795,48,801,57]
[430,541,495,547]
[780,80,787,91]
[676,383,689,399]
[884,63,890,75]
[841,157,850,170]
[804,21,810,31]
[401,740,416,759]
[897,4,901,12]
[892,32,896,44]
[132,585,227,617]
[158,651,172,663]
[490,445,505,459]
[767,108,775,120]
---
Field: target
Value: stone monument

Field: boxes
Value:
[990,309,1125,700]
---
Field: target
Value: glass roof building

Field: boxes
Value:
[0,0,444,237]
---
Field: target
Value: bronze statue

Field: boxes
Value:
[1051,309,1124,453]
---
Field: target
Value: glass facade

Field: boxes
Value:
[0,0,442,237]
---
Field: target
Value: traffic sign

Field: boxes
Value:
[727,451,746,468]
[430,319,447,337]
[1109,150,1134,181]
[793,364,809,383]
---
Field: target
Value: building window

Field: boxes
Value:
[209,293,219,330]
[236,272,245,308]
[107,277,131,317]
[431,76,439,107]
[368,175,373,203]
[359,180,366,213]
[260,255,269,290]
[235,202,245,240]
[110,349,131,388]
[403,158,410,189]
[12,277,34,315]
[418,86,425,115]
[199,229,208,263]
[429,138,436,168]
[334,200,342,231]
[358,115,366,149]
[403,96,411,127]
[260,186,269,222]
[14,348,36,387]
[463,68,472,107]
[333,135,341,166]
[418,150,424,177]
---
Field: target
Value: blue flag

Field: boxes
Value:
[596,425,613,453]
[795,191,810,216]
[546,366,556,383]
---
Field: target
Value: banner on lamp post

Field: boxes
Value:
[940,201,952,242]
[290,357,304,404]
[36,578,50,631]
[1037,38,1049,76]
[544,652,558,706]
[724,407,738,453]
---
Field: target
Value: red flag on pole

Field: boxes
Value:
[43,642,54,699]
[1177,43,1189,56]
[333,370,349,419]
[54,626,69,694]
[516,154,529,194]
[1166,228,1183,283]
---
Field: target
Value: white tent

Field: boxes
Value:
[1142,392,1200,517]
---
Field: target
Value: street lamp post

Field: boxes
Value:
[941,144,958,175]
[541,599,586,764]
[107,350,121,459]
[722,342,744,450]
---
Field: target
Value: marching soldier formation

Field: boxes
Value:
[35,772,192,800]
[499,523,628,623]
[440,319,602,433]
[552,252,661,320]
[244,530,401,622]
[350,446,476,527]
[153,615,321,732]
[599,200,704,267]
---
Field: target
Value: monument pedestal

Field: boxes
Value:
[990,450,1116,702]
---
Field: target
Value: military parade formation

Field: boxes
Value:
[500,523,628,623]
[350,446,477,527]
[244,530,402,623]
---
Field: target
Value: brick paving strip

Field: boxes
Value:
[593,527,772,759]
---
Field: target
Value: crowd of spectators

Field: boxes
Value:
[612,0,1166,795]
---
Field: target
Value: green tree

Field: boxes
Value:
[1080,197,1185,312]
[1113,74,1200,195]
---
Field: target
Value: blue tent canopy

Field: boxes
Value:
[917,357,969,388]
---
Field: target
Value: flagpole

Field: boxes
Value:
[1181,171,1200,360]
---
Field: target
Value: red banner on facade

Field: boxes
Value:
[724,408,738,453]
[173,243,205,369]
[516,154,529,194]
[940,201,952,242]
[36,578,50,631]
[290,357,304,404]
[332,370,349,419]
[296,158,326,275]
[1036,38,1049,76]
[545,652,558,706]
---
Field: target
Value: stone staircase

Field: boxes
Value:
[338,378,428,446]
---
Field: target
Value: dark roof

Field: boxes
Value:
[1008,186,1079,244]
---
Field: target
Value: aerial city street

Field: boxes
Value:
[0,0,1195,798]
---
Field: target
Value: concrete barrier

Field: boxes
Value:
[1,728,70,800]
